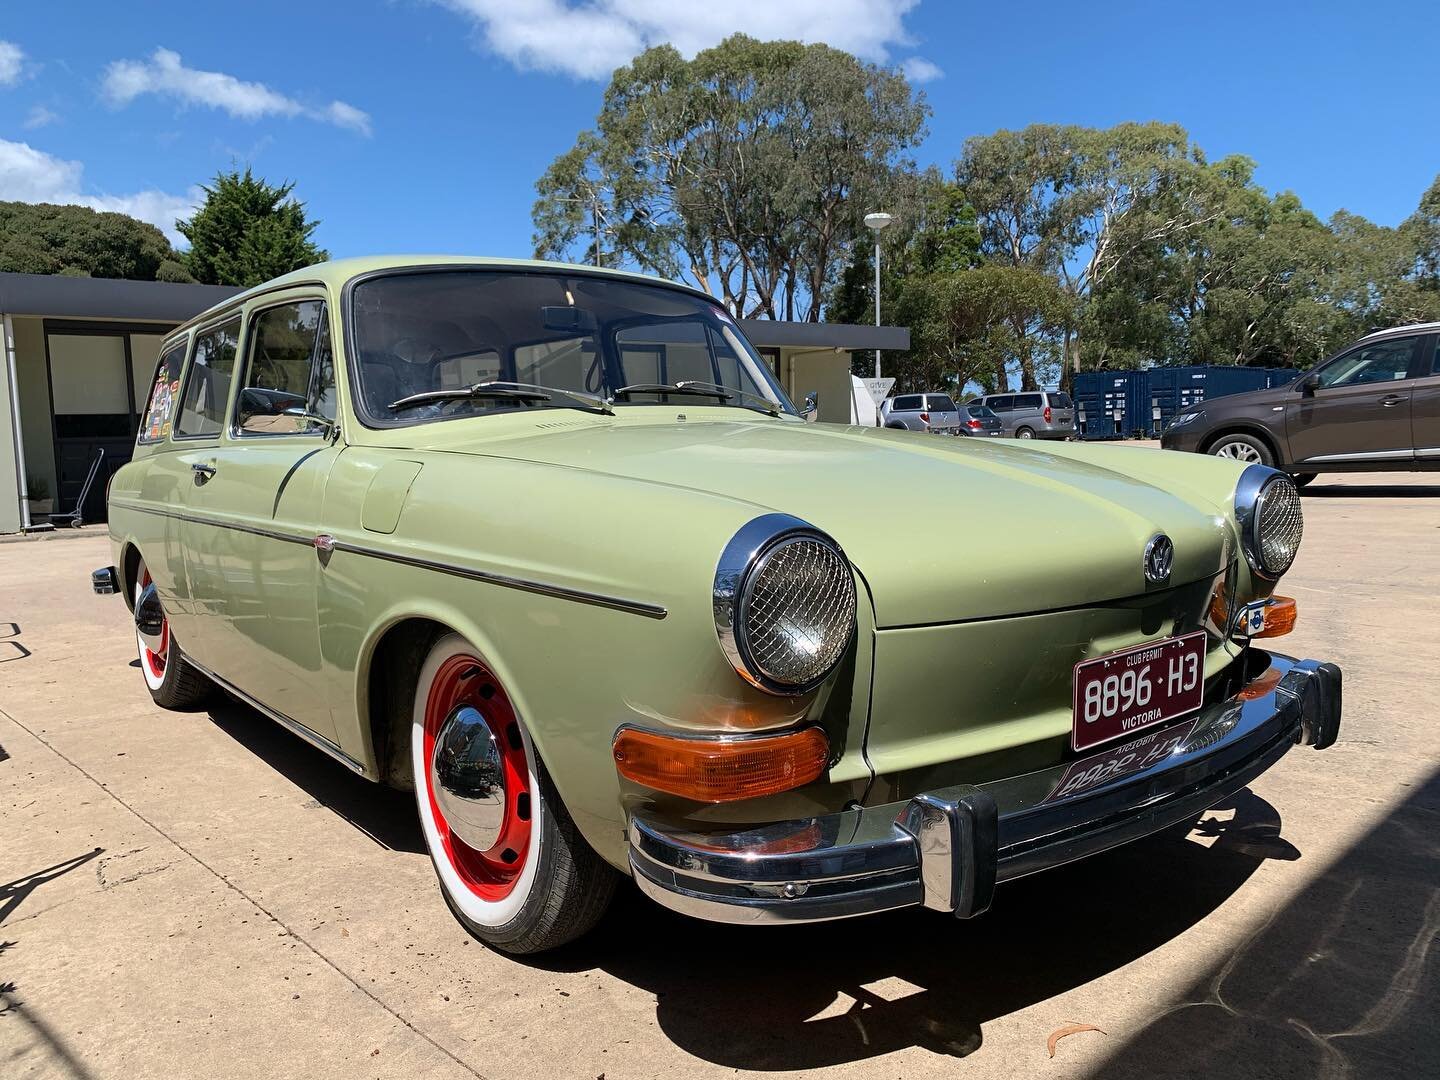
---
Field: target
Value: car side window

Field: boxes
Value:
[1316,339,1415,389]
[927,395,957,411]
[1015,393,1043,409]
[176,317,241,438]
[236,301,334,436]
[893,395,922,411]
[988,396,1012,411]
[1431,338,1440,376]
[137,339,186,444]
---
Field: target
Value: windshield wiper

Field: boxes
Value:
[389,381,613,415]
[675,381,782,417]
[610,382,733,402]
[609,380,782,417]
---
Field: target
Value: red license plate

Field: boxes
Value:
[1046,718,1199,803]
[1071,631,1206,752]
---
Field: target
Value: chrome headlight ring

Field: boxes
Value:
[1234,463,1304,579]
[713,514,858,695]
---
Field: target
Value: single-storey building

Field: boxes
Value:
[0,271,907,533]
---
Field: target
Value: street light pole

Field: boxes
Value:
[863,212,893,379]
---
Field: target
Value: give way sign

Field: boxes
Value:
[861,377,896,405]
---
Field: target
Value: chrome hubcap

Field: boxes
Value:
[430,705,506,851]
[135,581,167,655]
[1215,442,1261,462]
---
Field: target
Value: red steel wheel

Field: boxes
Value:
[420,652,533,901]
[135,565,170,691]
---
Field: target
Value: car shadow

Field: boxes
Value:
[203,695,425,854]
[1090,766,1440,1079]
[1302,482,1440,498]
[531,789,1295,1069]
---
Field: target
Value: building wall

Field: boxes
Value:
[13,316,55,506]
[0,319,21,533]
[779,347,855,425]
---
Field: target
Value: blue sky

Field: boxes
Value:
[1,1,1437,261]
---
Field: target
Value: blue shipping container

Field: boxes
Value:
[1074,366,1303,439]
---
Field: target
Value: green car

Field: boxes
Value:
[94,257,1343,954]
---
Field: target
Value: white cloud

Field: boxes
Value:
[0,137,200,245]
[101,47,371,134]
[0,39,24,86]
[436,0,922,80]
[901,56,943,83]
[23,104,59,129]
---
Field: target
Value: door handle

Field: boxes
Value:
[191,462,217,485]
[1379,395,1405,407]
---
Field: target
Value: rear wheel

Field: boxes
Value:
[1209,433,1273,467]
[1015,426,1035,440]
[412,633,616,953]
[133,558,211,709]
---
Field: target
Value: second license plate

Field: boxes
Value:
[1071,631,1206,752]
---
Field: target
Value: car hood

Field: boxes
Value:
[420,417,1234,627]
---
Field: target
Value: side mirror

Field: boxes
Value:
[1297,373,1319,397]
[803,391,819,422]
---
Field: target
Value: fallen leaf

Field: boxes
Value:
[1047,1023,1106,1058]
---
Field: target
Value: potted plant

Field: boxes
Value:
[26,475,53,517]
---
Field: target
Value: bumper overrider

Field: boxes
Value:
[628,652,1341,925]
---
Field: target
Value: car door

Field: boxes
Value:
[180,295,343,741]
[987,395,1015,433]
[1285,336,1420,465]
[1412,335,1440,460]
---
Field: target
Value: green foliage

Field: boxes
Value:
[533,34,930,320]
[0,200,191,281]
[180,168,327,287]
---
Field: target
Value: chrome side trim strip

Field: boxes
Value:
[1299,449,1415,463]
[328,538,669,619]
[1416,447,1440,460]
[110,499,668,620]
[184,654,367,775]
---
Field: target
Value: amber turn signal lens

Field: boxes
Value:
[612,727,829,803]
[1253,595,1297,638]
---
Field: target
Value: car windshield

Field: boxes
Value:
[349,270,795,424]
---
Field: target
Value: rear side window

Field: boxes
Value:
[892,395,923,411]
[236,301,334,436]
[1431,337,1440,376]
[988,395,1013,411]
[927,395,957,411]
[176,318,241,437]
[1049,392,1073,409]
[137,340,186,444]
[1014,393,1043,409]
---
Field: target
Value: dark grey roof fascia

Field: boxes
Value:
[0,272,242,324]
[738,319,909,351]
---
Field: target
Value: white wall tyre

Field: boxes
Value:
[411,633,616,954]
[133,557,211,709]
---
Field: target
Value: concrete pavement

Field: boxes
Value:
[2,467,1437,1079]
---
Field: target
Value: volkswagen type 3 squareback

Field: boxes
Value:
[95,257,1343,953]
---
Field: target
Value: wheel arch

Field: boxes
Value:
[1199,423,1285,466]
[120,541,143,613]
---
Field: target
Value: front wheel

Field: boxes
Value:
[133,558,211,709]
[1208,434,1273,467]
[412,633,616,953]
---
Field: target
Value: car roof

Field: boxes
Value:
[168,255,716,338]
[1355,321,1440,342]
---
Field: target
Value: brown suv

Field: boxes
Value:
[1161,324,1440,484]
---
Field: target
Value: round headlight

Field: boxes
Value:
[1235,465,1303,578]
[714,515,857,694]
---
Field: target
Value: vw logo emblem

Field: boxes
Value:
[1144,534,1174,585]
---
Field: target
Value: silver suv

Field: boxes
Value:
[880,393,961,434]
[977,391,1076,439]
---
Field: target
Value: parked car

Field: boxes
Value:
[978,390,1076,439]
[1162,323,1440,483]
[879,392,961,433]
[94,256,1341,955]
[956,402,1004,436]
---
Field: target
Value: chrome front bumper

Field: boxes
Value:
[628,652,1341,925]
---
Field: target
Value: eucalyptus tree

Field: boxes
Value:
[532,34,929,320]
